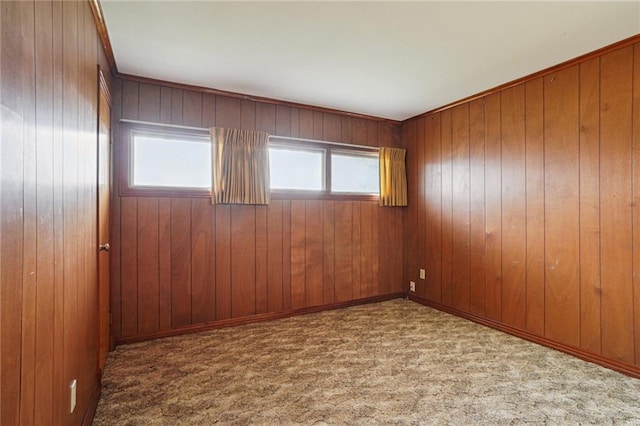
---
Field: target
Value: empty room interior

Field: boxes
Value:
[3,0,640,424]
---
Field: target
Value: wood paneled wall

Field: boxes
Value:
[1,1,111,424]
[404,41,640,373]
[110,79,404,342]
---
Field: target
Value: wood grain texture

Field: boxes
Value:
[578,58,602,353]
[440,110,454,307]
[634,43,640,367]
[425,115,443,303]
[544,66,580,347]
[305,201,324,307]
[451,105,470,311]
[137,198,160,334]
[405,42,640,372]
[599,47,634,363]
[191,199,215,324]
[468,100,485,315]
[484,93,502,322]
[524,78,545,337]
[171,199,192,327]
[500,85,526,329]
[110,79,404,345]
[231,206,256,318]
[1,1,110,422]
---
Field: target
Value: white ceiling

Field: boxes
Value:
[100,1,640,121]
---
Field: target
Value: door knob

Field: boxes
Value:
[99,243,110,252]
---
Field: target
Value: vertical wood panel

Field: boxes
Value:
[633,43,640,367]
[500,86,526,329]
[182,90,202,127]
[323,201,336,304]
[275,105,291,136]
[231,206,256,317]
[600,47,634,363]
[202,93,216,127]
[138,83,160,122]
[525,78,545,336]
[109,80,123,339]
[282,201,292,310]
[334,202,353,302]
[367,121,379,147]
[370,204,380,294]
[484,93,502,321]
[352,118,367,146]
[360,203,373,298]
[544,66,580,347]
[468,100,485,315]
[256,102,275,133]
[403,121,418,289]
[215,97,242,128]
[1,2,26,421]
[120,197,138,336]
[578,58,602,353]
[160,86,172,124]
[440,110,454,306]
[299,109,313,139]
[352,202,362,299]
[416,118,427,297]
[191,199,215,324]
[137,198,159,334]
[341,116,352,143]
[425,115,443,302]
[305,201,324,307]
[171,199,192,327]
[290,201,306,309]
[170,88,183,125]
[158,198,172,330]
[313,111,323,140]
[451,105,471,311]
[267,201,283,313]
[34,1,55,420]
[256,206,268,314]
[215,206,231,320]
[323,113,341,142]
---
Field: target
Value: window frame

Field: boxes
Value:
[268,137,379,202]
[119,122,380,201]
[119,122,212,198]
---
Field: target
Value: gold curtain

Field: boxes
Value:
[379,147,407,207]
[210,127,270,205]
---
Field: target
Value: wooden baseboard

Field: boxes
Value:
[115,293,405,346]
[82,379,102,426]
[408,294,640,379]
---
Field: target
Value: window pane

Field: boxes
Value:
[269,147,324,191]
[133,135,211,188]
[331,152,379,194]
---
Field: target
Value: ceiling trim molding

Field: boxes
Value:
[115,71,402,125]
[89,0,118,75]
[405,32,640,122]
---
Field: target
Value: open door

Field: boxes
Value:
[98,68,111,370]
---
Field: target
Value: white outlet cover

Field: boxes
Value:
[420,269,426,280]
[410,281,416,292]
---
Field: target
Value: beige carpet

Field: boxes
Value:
[94,299,640,425]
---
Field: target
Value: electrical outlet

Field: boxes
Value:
[410,281,416,292]
[70,379,77,413]
[420,269,426,280]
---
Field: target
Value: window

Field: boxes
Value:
[121,121,379,200]
[269,144,325,192]
[121,123,212,196]
[269,137,379,199]
[331,151,379,194]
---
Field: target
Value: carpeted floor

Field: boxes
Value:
[94,299,640,425]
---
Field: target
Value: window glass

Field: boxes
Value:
[269,146,324,191]
[132,134,211,188]
[331,151,379,194]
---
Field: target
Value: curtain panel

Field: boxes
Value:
[379,146,408,207]
[210,127,270,205]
